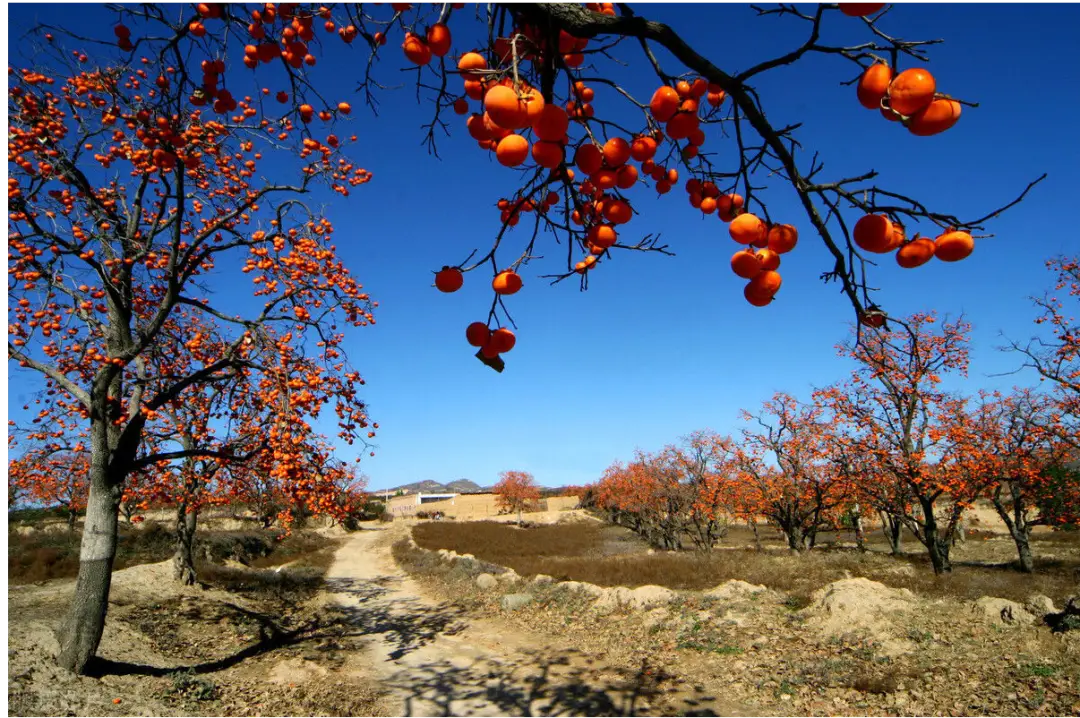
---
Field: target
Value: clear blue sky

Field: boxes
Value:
[7,3,1080,491]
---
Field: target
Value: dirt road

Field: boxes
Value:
[323,524,745,717]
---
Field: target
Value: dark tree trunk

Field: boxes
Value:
[919,500,952,575]
[880,510,903,555]
[992,482,1036,573]
[784,522,808,552]
[853,504,866,552]
[57,469,120,673]
[173,502,199,585]
[67,506,77,532]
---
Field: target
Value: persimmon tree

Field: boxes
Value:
[593,434,739,551]
[8,446,90,531]
[1007,256,1080,445]
[659,431,740,551]
[594,452,683,549]
[735,393,849,552]
[493,469,541,525]
[7,18,377,672]
[94,3,1040,370]
[815,313,983,573]
[966,388,1077,572]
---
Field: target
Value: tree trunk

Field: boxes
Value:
[880,510,903,555]
[784,523,807,552]
[926,534,953,574]
[57,472,120,674]
[951,518,966,546]
[852,504,866,552]
[749,519,763,552]
[173,503,199,585]
[992,482,1036,573]
[67,506,77,532]
[920,501,953,575]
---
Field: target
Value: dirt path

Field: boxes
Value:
[323,525,749,717]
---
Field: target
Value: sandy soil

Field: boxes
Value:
[323,522,756,716]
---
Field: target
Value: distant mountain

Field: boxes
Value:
[386,479,489,494]
[445,479,485,493]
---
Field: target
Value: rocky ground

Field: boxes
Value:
[8,517,1080,716]
[395,523,1080,716]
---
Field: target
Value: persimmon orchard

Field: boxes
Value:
[592,313,1079,576]
[2,1,1054,677]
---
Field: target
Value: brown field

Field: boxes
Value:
[411,518,1080,607]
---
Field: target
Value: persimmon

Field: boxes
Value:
[747,269,782,300]
[666,111,698,141]
[630,136,657,162]
[767,224,798,254]
[888,222,906,251]
[717,193,745,222]
[857,62,892,110]
[895,237,936,268]
[531,140,564,169]
[616,164,638,189]
[402,33,432,66]
[853,214,894,253]
[603,199,632,225]
[426,23,451,57]
[575,143,603,174]
[933,229,974,262]
[731,250,763,279]
[435,266,463,293]
[488,327,516,353]
[649,86,680,122]
[744,283,773,307]
[907,98,961,136]
[588,224,618,249]
[457,51,487,78]
[593,169,617,190]
[840,3,886,17]
[337,101,351,114]
[729,213,767,245]
[887,68,936,116]
[492,270,523,295]
[533,105,569,142]
[495,134,528,167]
[453,97,469,114]
[468,321,494,347]
[521,87,546,123]
[602,137,631,167]
[756,248,781,271]
[484,85,530,130]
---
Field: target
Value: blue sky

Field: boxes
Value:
[8,3,1080,491]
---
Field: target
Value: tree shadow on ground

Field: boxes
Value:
[382,650,741,717]
[83,570,751,715]
[84,575,467,678]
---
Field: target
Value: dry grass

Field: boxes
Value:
[409,519,1080,606]
[8,523,339,586]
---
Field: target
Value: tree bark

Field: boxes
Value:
[56,471,120,673]
[852,504,866,552]
[920,500,953,575]
[784,522,807,552]
[173,503,199,585]
[749,519,763,552]
[992,482,1036,573]
[880,510,903,555]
